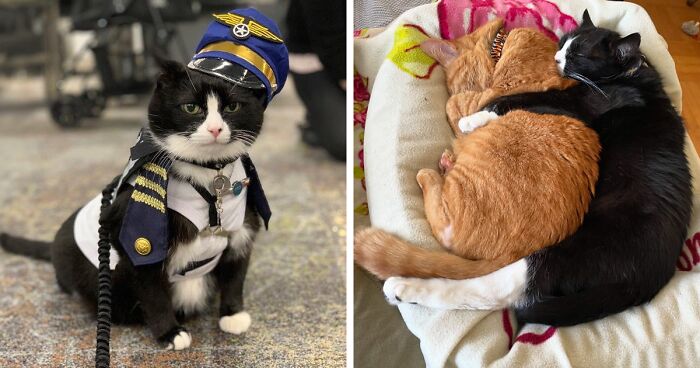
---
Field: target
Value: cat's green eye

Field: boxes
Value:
[180,103,202,114]
[223,103,241,113]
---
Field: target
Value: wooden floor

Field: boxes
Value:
[631,0,700,145]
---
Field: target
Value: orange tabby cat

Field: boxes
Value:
[354,19,601,280]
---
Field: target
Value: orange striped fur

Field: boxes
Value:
[355,19,601,280]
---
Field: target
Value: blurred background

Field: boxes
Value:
[0,0,345,366]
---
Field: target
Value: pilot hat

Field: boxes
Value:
[188,8,289,103]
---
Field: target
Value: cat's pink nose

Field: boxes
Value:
[208,127,222,138]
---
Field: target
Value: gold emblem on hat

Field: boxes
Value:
[213,13,283,43]
[134,237,152,256]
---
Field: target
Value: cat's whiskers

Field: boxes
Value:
[144,129,184,164]
[236,137,255,145]
[185,68,198,93]
[232,128,258,134]
[232,135,255,146]
[566,71,609,99]
[231,129,257,146]
[232,131,255,141]
[152,148,171,167]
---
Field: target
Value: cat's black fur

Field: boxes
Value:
[0,60,266,346]
[484,10,693,326]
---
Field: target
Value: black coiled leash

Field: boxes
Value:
[96,176,120,368]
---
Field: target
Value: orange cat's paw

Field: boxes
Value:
[439,150,456,175]
[416,168,440,189]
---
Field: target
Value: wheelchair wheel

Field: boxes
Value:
[81,90,106,118]
[50,96,82,128]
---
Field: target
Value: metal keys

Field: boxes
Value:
[203,169,250,238]
[209,169,229,237]
[212,172,250,197]
[212,173,232,196]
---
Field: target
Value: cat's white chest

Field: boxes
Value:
[167,160,248,233]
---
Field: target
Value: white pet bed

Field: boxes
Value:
[354,0,700,366]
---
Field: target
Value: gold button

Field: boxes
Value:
[134,237,151,256]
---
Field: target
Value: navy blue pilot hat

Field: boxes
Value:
[188,8,289,103]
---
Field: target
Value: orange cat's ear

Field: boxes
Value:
[421,39,458,67]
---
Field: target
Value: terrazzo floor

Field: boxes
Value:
[0,76,346,367]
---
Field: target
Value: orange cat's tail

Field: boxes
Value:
[354,228,513,280]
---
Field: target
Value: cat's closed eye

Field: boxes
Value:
[181,103,203,114]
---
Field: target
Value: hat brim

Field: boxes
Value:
[187,58,266,90]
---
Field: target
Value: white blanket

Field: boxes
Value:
[354,0,700,366]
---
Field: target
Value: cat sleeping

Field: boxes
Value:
[0,9,287,349]
[354,19,601,280]
[382,11,692,327]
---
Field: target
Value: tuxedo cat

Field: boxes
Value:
[0,59,268,349]
[382,11,693,327]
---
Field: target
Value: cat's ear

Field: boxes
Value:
[153,54,187,87]
[613,33,643,73]
[613,33,641,61]
[421,39,458,67]
[581,9,594,29]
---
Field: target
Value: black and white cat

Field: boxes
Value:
[0,59,268,349]
[382,11,693,327]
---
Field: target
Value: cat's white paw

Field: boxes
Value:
[383,277,405,305]
[219,311,252,334]
[458,111,499,133]
[166,330,192,351]
[383,277,425,305]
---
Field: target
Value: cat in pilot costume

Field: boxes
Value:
[1,8,287,350]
